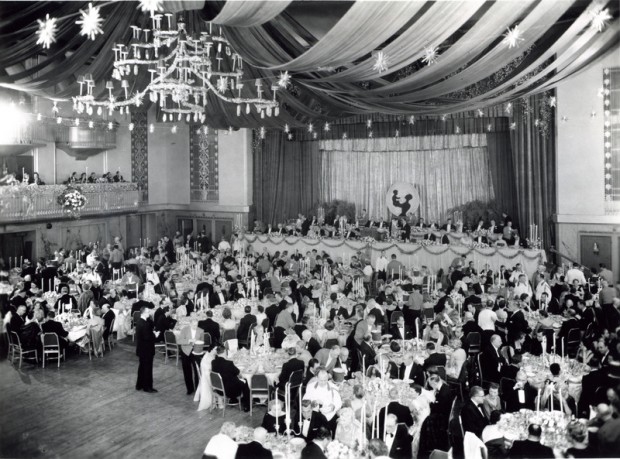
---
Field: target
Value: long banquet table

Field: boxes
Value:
[242,234,546,277]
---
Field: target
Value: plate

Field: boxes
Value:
[552,322,561,328]
[194,340,204,345]
[290,438,306,448]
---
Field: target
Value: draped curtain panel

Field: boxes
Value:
[319,134,495,224]
[253,131,322,225]
[510,95,557,248]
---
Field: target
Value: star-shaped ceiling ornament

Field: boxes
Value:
[408,115,415,125]
[288,133,293,140]
[590,8,612,32]
[548,96,556,108]
[372,51,389,74]
[308,123,314,133]
[138,0,164,18]
[324,122,330,132]
[277,71,291,89]
[36,14,58,49]
[422,46,439,66]
[503,25,524,48]
[76,3,104,41]
[284,124,290,133]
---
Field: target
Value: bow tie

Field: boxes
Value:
[387,433,395,438]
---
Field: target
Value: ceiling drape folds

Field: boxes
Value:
[210,1,292,27]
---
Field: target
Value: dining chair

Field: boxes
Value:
[249,374,270,416]
[103,318,116,352]
[222,329,236,343]
[9,331,38,369]
[466,332,481,356]
[164,330,179,365]
[41,332,64,368]
[209,371,242,415]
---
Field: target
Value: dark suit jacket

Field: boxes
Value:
[301,442,327,459]
[102,310,115,339]
[41,320,69,339]
[307,337,321,356]
[481,346,506,383]
[504,383,537,412]
[211,355,245,398]
[389,324,413,340]
[358,340,376,367]
[431,383,453,417]
[294,411,329,441]
[209,291,227,307]
[500,364,520,381]
[388,424,414,459]
[278,357,304,389]
[509,439,554,458]
[198,318,220,347]
[235,441,273,459]
[424,352,447,370]
[265,304,279,328]
[460,399,489,438]
[558,318,580,339]
[135,318,155,358]
[378,402,414,437]
[399,362,425,386]
[237,314,257,341]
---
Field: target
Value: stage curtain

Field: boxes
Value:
[318,134,494,224]
[509,94,557,248]
[486,132,519,226]
[253,131,322,225]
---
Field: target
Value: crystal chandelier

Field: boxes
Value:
[72,16,280,122]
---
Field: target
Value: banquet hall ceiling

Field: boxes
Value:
[0,0,618,128]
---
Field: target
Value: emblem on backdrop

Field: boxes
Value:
[386,182,420,217]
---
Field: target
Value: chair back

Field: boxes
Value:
[247,323,257,342]
[567,327,581,343]
[10,331,22,348]
[222,329,236,342]
[210,371,225,395]
[288,369,304,389]
[466,332,481,354]
[41,332,59,348]
[499,377,515,398]
[203,332,212,348]
[476,353,484,384]
[423,308,435,321]
[250,373,270,390]
[225,339,239,354]
[164,330,177,345]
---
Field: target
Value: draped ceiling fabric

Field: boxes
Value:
[319,135,495,224]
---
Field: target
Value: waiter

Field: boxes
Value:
[135,306,160,393]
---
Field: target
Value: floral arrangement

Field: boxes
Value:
[326,440,359,459]
[56,185,87,217]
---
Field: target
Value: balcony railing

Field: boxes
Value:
[0,183,146,223]
[190,188,219,202]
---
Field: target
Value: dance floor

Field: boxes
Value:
[0,339,264,459]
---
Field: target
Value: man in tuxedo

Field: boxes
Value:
[440,218,454,233]
[504,371,537,412]
[135,306,159,393]
[237,306,257,346]
[209,284,228,306]
[301,330,321,357]
[384,414,413,459]
[294,400,329,441]
[300,426,331,459]
[315,345,342,372]
[101,304,115,341]
[378,389,414,437]
[508,424,554,458]
[423,342,447,370]
[460,386,489,438]
[358,334,377,368]
[390,315,412,340]
[178,317,205,395]
[500,352,522,381]
[211,345,251,411]
[481,334,506,384]
[41,311,69,351]
[400,353,425,386]
[429,374,453,417]
[198,310,220,349]
[277,347,305,390]
[235,427,273,459]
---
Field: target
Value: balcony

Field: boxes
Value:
[0,183,146,223]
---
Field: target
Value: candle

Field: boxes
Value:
[536,389,541,412]
[559,388,564,413]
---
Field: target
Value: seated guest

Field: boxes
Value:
[504,371,536,412]
[261,400,287,435]
[277,347,305,390]
[203,422,238,459]
[304,358,320,385]
[390,315,413,340]
[423,342,447,370]
[384,413,413,459]
[235,427,273,459]
[378,388,414,437]
[358,334,377,368]
[480,334,506,384]
[428,374,453,417]
[211,346,251,412]
[508,424,554,458]
[41,311,69,351]
[54,284,78,312]
[400,353,425,386]
[101,304,115,341]
[334,407,362,449]
[564,419,597,459]
[461,386,490,439]
[367,439,389,459]
[221,307,236,331]
[315,345,343,373]
[300,426,332,459]
[294,399,329,441]
[296,338,313,365]
[500,352,522,381]
[237,305,257,346]
[446,339,467,380]
[302,329,321,357]
[197,309,220,348]
[482,383,502,418]
[423,321,446,346]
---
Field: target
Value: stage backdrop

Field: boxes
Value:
[253,130,518,227]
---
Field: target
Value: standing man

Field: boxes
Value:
[178,317,205,395]
[135,306,159,393]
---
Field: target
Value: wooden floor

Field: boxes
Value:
[0,338,264,459]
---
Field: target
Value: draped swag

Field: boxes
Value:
[253,131,521,228]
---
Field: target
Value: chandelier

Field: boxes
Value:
[72,16,280,123]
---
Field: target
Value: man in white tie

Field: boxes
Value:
[384,414,413,459]
[303,368,342,428]
[389,315,412,341]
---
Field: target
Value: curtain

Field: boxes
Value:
[509,94,557,249]
[486,132,519,226]
[253,131,322,225]
[319,134,494,223]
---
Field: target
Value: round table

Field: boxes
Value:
[497,409,572,450]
